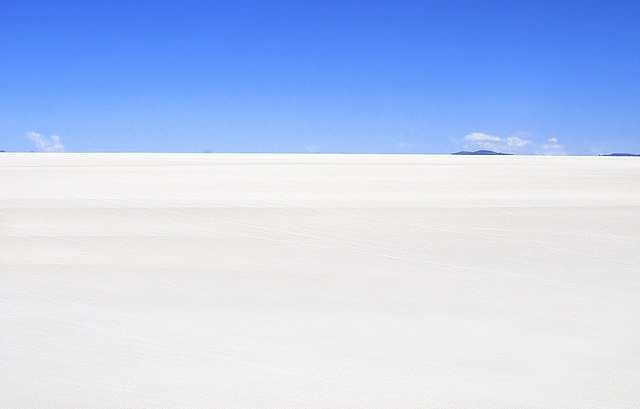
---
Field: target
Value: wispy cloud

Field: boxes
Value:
[539,137,566,155]
[304,143,320,153]
[463,132,531,153]
[26,132,64,152]
[393,141,414,151]
[462,132,567,155]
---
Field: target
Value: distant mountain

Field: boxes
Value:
[452,150,513,156]
[599,153,640,157]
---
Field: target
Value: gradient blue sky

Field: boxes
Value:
[1,0,639,154]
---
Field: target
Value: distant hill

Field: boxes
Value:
[599,153,640,157]
[452,150,513,156]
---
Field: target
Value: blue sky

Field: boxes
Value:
[1,0,639,154]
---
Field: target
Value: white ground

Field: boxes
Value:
[1,153,639,408]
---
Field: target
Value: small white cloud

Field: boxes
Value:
[27,132,64,152]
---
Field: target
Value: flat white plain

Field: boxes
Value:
[1,153,639,408]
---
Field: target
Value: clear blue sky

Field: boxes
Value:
[1,0,639,154]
